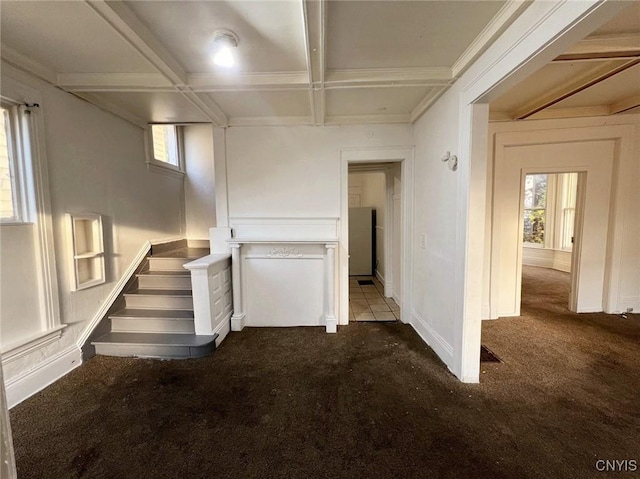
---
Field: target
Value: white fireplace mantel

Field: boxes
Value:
[222,218,339,333]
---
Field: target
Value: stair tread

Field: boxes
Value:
[125,289,192,296]
[110,309,194,319]
[152,247,209,259]
[138,270,191,276]
[93,332,217,347]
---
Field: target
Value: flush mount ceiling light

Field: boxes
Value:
[211,30,239,68]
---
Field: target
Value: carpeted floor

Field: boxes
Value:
[9,266,640,478]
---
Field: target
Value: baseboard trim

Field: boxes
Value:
[6,346,81,409]
[375,269,384,284]
[410,310,454,366]
[76,241,152,348]
[214,312,232,347]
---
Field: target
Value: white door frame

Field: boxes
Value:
[517,168,587,313]
[339,147,414,326]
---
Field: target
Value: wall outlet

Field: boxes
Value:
[627,308,634,313]
[420,234,426,249]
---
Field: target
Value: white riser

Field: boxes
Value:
[137,275,192,290]
[94,343,212,359]
[124,294,193,310]
[111,317,195,334]
[148,257,191,271]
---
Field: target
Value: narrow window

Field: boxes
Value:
[0,106,26,223]
[151,124,179,167]
[523,174,547,245]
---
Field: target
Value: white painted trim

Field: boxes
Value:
[452,0,531,78]
[189,71,308,90]
[75,241,152,348]
[213,312,232,347]
[71,92,147,129]
[340,146,414,327]
[0,43,57,85]
[411,310,454,365]
[1,326,66,365]
[146,159,186,179]
[375,269,384,285]
[325,67,452,86]
[326,114,411,125]
[57,72,172,91]
[228,116,314,127]
[561,33,640,58]
[618,297,639,315]
[5,346,82,409]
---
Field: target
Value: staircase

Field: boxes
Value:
[92,247,217,359]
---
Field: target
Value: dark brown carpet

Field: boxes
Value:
[9,266,640,478]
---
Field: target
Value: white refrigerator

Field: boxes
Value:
[349,207,376,276]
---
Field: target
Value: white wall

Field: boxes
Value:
[184,124,216,240]
[348,171,385,278]
[1,64,184,403]
[225,125,413,219]
[390,164,402,303]
[522,247,572,273]
[411,83,462,367]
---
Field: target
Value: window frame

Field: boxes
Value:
[145,124,185,178]
[1,101,32,225]
[522,173,550,248]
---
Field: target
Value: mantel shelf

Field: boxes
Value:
[226,238,338,244]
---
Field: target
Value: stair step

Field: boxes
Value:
[148,257,194,272]
[124,289,193,310]
[137,271,192,290]
[92,332,217,359]
[110,309,195,334]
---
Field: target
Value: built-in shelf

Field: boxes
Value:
[67,213,105,291]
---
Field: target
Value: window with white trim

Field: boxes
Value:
[523,174,547,245]
[147,124,184,178]
[0,104,29,224]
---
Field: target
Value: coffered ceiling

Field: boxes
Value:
[4,1,635,127]
[1,0,528,128]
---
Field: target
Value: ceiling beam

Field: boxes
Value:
[0,43,58,85]
[57,73,172,92]
[325,68,452,88]
[555,33,640,61]
[513,58,640,119]
[189,72,309,91]
[71,92,148,129]
[609,94,640,115]
[84,0,228,126]
[302,0,325,126]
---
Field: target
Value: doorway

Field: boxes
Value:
[520,172,582,313]
[347,164,400,322]
[339,146,414,327]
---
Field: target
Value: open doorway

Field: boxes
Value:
[347,163,401,322]
[520,172,581,313]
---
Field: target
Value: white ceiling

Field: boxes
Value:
[490,2,640,121]
[4,1,635,127]
[0,0,525,128]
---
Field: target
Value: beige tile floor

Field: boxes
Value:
[349,276,400,322]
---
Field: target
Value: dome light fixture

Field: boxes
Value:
[212,30,239,68]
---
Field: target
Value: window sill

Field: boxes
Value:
[1,325,67,365]
[146,159,185,179]
[0,220,34,226]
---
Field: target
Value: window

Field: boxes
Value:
[0,105,28,224]
[146,124,184,178]
[151,124,179,166]
[523,174,547,244]
[559,173,578,251]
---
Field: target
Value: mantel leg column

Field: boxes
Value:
[325,244,337,333]
[230,243,245,331]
